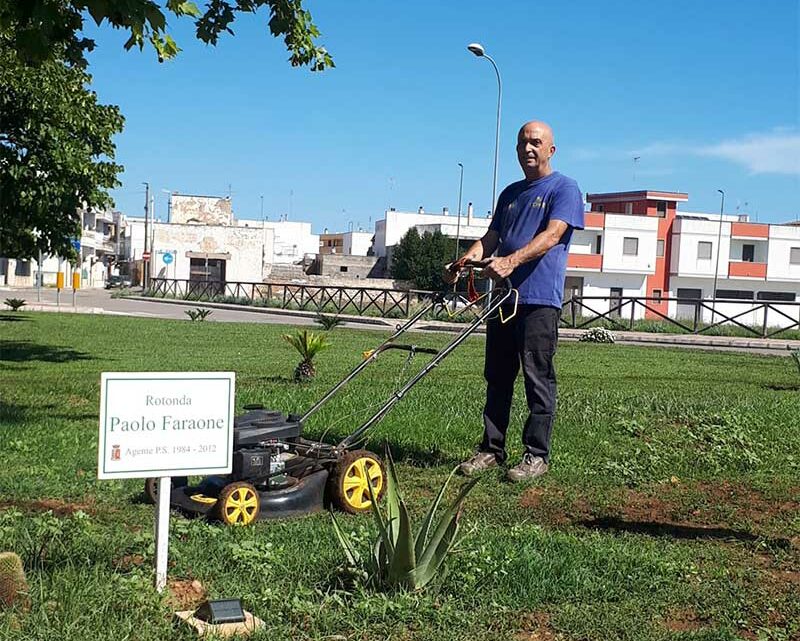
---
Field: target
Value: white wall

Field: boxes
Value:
[568,272,649,319]
[150,223,270,282]
[374,210,491,257]
[767,225,800,282]
[671,218,732,277]
[601,214,658,274]
[343,231,373,256]
[257,221,319,264]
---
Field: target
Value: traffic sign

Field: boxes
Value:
[71,239,81,251]
[162,252,174,265]
[142,251,151,261]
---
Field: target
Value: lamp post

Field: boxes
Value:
[142,181,150,290]
[711,189,725,323]
[467,43,502,214]
[454,162,464,261]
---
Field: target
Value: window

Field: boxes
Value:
[339,266,348,272]
[596,204,605,213]
[742,244,755,262]
[697,241,712,260]
[656,201,667,217]
[791,247,800,265]
[652,289,662,302]
[594,235,602,254]
[623,237,639,256]
[757,291,796,302]
[656,239,665,257]
[625,202,633,215]
[715,289,754,300]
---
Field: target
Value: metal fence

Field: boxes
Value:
[146,279,800,338]
[560,295,800,338]
[148,278,435,317]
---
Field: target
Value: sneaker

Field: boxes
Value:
[506,453,548,482]
[458,451,499,477]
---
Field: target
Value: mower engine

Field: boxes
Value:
[232,407,302,488]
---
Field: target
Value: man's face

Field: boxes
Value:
[516,123,555,179]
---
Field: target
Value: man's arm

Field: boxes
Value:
[484,219,569,280]
[443,231,500,284]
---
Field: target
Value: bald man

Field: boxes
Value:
[446,120,584,481]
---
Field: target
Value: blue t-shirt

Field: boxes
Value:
[489,172,584,308]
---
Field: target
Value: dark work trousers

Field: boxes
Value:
[480,304,560,463]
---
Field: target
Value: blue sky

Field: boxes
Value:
[84,0,799,229]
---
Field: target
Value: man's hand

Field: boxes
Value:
[484,255,519,281]
[443,256,467,285]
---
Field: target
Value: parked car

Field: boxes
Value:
[105,275,132,289]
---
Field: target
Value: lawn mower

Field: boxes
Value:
[144,261,517,525]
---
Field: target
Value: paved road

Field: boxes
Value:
[1,287,323,326]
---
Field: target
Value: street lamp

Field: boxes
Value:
[711,188,725,322]
[454,162,464,262]
[467,42,502,215]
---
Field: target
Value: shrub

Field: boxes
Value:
[579,327,615,343]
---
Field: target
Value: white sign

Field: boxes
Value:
[98,372,235,479]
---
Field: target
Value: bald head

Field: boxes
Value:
[516,120,556,180]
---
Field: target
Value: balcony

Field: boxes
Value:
[728,261,767,279]
[731,222,769,239]
[567,254,602,270]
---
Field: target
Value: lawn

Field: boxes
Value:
[1,311,798,641]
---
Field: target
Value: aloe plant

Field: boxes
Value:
[331,448,478,591]
[283,330,331,382]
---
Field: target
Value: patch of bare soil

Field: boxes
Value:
[0,497,101,517]
[659,607,708,632]
[520,481,799,540]
[514,611,562,641]
[165,578,207,611]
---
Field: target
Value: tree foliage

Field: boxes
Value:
[391,228,455,291]
[0,35,124,260]
[0,0,333,70]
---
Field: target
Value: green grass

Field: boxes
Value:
[1,312,799,640]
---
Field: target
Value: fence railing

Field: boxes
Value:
[147,278,435,318]
[560,295,800,338]
[146,279,800,338]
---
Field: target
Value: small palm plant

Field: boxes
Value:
[331,448,478,591]
[185,308,212,321]
[283,330,331,382]
[315,313,343,330]
[3,298,26,312]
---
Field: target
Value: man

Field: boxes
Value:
[445,120,584,482]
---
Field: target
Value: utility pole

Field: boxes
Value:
[143,182,150,290]
[455,162,464,262]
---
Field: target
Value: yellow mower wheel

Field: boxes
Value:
[216,482,260,525]
[330,450,386,514]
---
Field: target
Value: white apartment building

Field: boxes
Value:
[565,190,800,328]
[373,204,492,259]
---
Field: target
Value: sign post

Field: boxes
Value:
[98,372,235,592]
